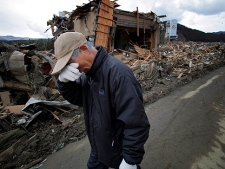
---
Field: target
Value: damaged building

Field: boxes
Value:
[47,0,165,52]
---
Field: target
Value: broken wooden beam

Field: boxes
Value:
[21,155,46,169]
[0,91,11,106]
[136,7,139,37]
[3,81,33,92]
[3,105,25,115]
[0,135,28,162]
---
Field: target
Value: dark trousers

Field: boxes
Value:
[87,150,109,169]
[87,150,141,169]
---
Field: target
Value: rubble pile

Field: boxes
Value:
[0,43,86,169]
[46,11,74,38]
[113,41,225,103]
[0,42,18,53]
[0,41,224,169]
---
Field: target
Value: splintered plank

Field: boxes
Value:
[95,0,114,50]
[96,24,110,33]
[3,105,25,115]
[95,32,109,48]
[0,92,11,106]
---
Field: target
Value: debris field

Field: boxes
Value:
[0,41,225,169]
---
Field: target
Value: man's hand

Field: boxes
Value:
[119,159,137,169]
[58,63,82,82]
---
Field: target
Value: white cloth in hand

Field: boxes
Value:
[119,159,137,169]
[59,63,82,82]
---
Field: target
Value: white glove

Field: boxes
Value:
[58,63,82,82]
[119,159,137,169]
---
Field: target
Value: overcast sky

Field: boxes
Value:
[0,0,224,38]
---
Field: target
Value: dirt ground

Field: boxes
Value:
[141,66,225,169]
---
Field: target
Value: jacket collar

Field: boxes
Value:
[86,46,107,77]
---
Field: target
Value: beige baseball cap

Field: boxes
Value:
[51,32,87,75]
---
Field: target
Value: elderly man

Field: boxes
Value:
[52,32,150,169]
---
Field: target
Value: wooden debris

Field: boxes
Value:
[21,155,47,169]
[130,42,150,59]
[0,91,11,106]
[3,81,33,92]
[112,41,225,90]
[0,135,28,162]
[177,73,183,79]
[3,105,25,115]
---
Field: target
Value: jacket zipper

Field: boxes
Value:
[112,133,122,155]
[89,77,98,156]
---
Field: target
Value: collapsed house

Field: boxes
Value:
[46,0,165,52]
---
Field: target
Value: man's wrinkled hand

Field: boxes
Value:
[119,159,137,169]
[59,63,82,82]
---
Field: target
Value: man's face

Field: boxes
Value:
[69,46,95,73]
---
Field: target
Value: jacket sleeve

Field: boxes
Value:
[112,75,150,165]
[56,80,83,106]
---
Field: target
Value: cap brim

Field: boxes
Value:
[51,50,73,75]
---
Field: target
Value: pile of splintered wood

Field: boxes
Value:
[129,41,159,61]
[115,41,161,67]
[129,41,150,59]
